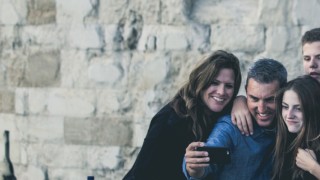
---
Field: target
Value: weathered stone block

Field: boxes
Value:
[190,0,258,24]
[211,25,265,53]
[65,117,132,146]
[99,0,129,24]
[62,51,131,88]
[265,26,300,55]
[47,89,95,117]
[293,0,320,26]
[64,118,92,145]
[56,0,96,24]
[26,89,47,114]
[49,168,88,180]
[86,146,121,170]
[15,88,28,115]
[27,144,86,168]
[21,25,62,48]
[138,26,189,51]
[67,24,104,49]
[23,50,60,87]
[257,0,292,26]
[129,0,161,24]
[165,33,189,50]
[0,0,27,25]
[186,23,211,52]
[27,0,56,25]
[0,89,14,113]
[60,50,88,88]
[88,63,122,84]
[104,25,118,51]
[26,116,64,143]
[266,27,288,53]
[96,90,131,116]
[128,53,169,91]
[160,0,188,25]
[0,26,22,50]
[91,117,132,146]
[113,10,143,51]
[1,51,27,87]
[16,165,46,180]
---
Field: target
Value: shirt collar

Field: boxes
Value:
[251,117,276,138]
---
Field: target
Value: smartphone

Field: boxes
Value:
[196,146,231,164]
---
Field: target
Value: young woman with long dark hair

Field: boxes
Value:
[273,75,320,180]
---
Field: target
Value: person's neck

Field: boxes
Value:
[204,109,214,119]
[252,117,276,130]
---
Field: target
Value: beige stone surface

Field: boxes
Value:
[0,0,316,179]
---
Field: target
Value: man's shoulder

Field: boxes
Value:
[215,115,242,135]
[217,115,233,124]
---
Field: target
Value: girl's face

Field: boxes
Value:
[201,68,235,113]
[281,90,304,133]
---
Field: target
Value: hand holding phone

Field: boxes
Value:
[196,146,231,164]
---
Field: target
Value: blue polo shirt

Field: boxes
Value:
[183,115,275,180]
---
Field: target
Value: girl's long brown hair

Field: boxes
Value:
[170,50,241,141]
[272,75,320,179]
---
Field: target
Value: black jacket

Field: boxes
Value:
[123,104,194,180]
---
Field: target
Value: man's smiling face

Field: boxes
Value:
[246,79,280,127]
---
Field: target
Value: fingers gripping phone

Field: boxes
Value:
[196,146,231,164]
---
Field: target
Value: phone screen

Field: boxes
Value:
[196,146,231,164]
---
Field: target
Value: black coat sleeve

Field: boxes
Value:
[123,105,188,180]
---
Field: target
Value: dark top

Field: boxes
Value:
[278,133,320,180]
[123,103,194,180]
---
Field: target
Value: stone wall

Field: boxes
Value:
[0,0,319,179]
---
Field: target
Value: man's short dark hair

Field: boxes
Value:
[301,28,320,45]
[245,58,287,90]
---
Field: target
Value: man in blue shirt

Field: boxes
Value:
[183,58,287,180]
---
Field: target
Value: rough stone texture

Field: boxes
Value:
[0,89,14,113]
[66,24,104,49]
[293,0,320,26]
[0,0,317,179]
[257,0,293,26]
[26,116,64,143]
[65,117,132,146]
[86,146,121,170]
[91,117,132,146]
[27,144,86,168]
[0,26,23,50]
[47,89,96,117]
[16,165,46,180]
[56,0,98,25]
[138,25,189,51]
[26,0,56,25]
[1,50,27,87]
[190,0,259,25]
[23,50,60,87]
[0,0,27,25]
[99,0,129,24]
[160,0,188,25]
[211,25,265,53]
[20,25,62,48]
[64,118,92,145]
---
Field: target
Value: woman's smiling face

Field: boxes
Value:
[282,90,304,133]
[202,68,235,113]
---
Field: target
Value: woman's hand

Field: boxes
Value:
[231,95,253,136]
[185,142,210,178]
[296,148,320,178]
